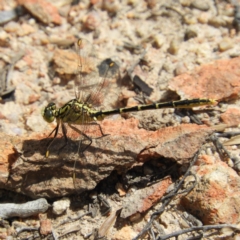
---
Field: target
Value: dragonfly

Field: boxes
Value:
[42,39,216,159]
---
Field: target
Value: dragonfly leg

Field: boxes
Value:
[57,123,69,155]
[46,123,60,157]
[68,123,93,155]
[90,122,110,139]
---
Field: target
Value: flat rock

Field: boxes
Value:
[18,0,61,25]
[121,176,172,218]
[0,119,213,198]
[169,57,240,101]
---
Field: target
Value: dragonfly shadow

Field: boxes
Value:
[21,136,90,158]
[10,135,138,197]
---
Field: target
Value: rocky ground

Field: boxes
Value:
[0,0,240,239]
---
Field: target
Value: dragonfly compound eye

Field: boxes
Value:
[42,103,56,123]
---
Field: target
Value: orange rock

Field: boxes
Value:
[83,11,101,30]
[53,49,93,75]
[220,107,240,127]
[28,94,40,104]
[120,176,172,218]
[169,57,240,101]
[17,23,35,36]
[0,133,21,183]
[182,155,240,224]
[0,119,213,198]
[18,0,61,25]
[40,219,52,235]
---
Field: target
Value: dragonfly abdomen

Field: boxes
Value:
[90,98,217,119]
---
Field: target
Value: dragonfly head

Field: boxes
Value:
[42,102,56,123]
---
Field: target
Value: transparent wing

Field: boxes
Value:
[75,38,121,109]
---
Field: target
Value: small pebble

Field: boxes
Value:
[52,77,61,85]
[180,0,191,7]
[168,39,180,55]
[218,38,233,52]
[162,63,170,73]
[135,25,148,38]
[222,7,234,17]
[159,83,167,91]
[52,198,70,215]
[4,21,19,33]
[191,0,210,11]
[153,34,165,48]
[83,11,101,30]
[181,116,190,123]
[10,127,23,136]
[231,145,238,150]
[129,212,142,222]
[206,147,213,156]
[127,0,138,5]
[17,23,35,37]
[198,12,211,24]
[146,0,157,9]
[0,30,10,47]
[208,16,227,27]
[66,80,75,89]
[174,63,188,76]
[102,0,120,13]
[28,18,36,25]
[229,52,240,58]
[184,14,197,25]
[184,29,197,41]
